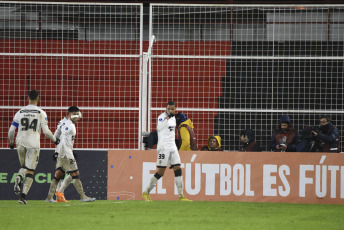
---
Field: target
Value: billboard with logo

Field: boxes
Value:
[107,150,344,204]
[0,150,107,200]
[2,149,343,204]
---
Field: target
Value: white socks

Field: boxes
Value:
[58,175,73,193]
[175,176,184,197]
[145,176,159,194]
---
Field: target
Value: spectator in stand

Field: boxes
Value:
[239,129,261,152]
[201,136,223,151]
[175,112,198,151]
[312,115,340,153]
[269,115,299,152]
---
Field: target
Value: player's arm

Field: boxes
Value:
[41,112,58,144]
[54,121,63,139]
[8,113,19,149]
[54,128,62,139]
[42,123,58,143]
[8,123,17,149]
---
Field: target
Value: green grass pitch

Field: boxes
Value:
[0,200,343,230]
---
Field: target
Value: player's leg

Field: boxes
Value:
[171,149,192,201]
[142,149,169,201]
[18,148,40,204]
[45,167,65,202]
[56,175,66,191]
[142,167,166,201]
[147,167,166,192]
[14,146,26,195]
[58,158,95,202]
[52,152,65,192]
[70,171,96,202]
[172,165,191,201]
[54,157,75,202]
[58,174,72,193]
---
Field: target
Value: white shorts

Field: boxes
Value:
[56,157,79,173]
[17,145,40,171]
[156,147,181,168]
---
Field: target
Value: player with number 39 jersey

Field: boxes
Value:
[157,111,177,150]
[142,101,192,202]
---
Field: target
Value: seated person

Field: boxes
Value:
[312,116,340,153]
[239,129,261,152]
[269,115,299,152]
[201,136,223,151]
[175,113,198,151]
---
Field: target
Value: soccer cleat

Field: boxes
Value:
[142,192,152,201]
[178,196,192,201]
[55,195,62,202]
[55,190,70,203]
[81,196,96,202]
[14,175,22,195]
[45,199,56,203]
[18,197,27,204]
[56,196,63,202]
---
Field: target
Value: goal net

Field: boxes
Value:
[1,3,343,151]
[149,4,344,151]
[0,2,143,149]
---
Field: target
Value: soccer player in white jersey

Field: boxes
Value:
[45,106,96,202]
[142,101,192,201]
[45,106,78,202]
[8,90,59,204]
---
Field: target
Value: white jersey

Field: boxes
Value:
[54,117,68,139]
[56,119,76,159]
[157,112,177,150]
[10,104,55,149]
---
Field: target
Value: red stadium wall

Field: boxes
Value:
[0,39,141,55]
[0,40,229,149]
